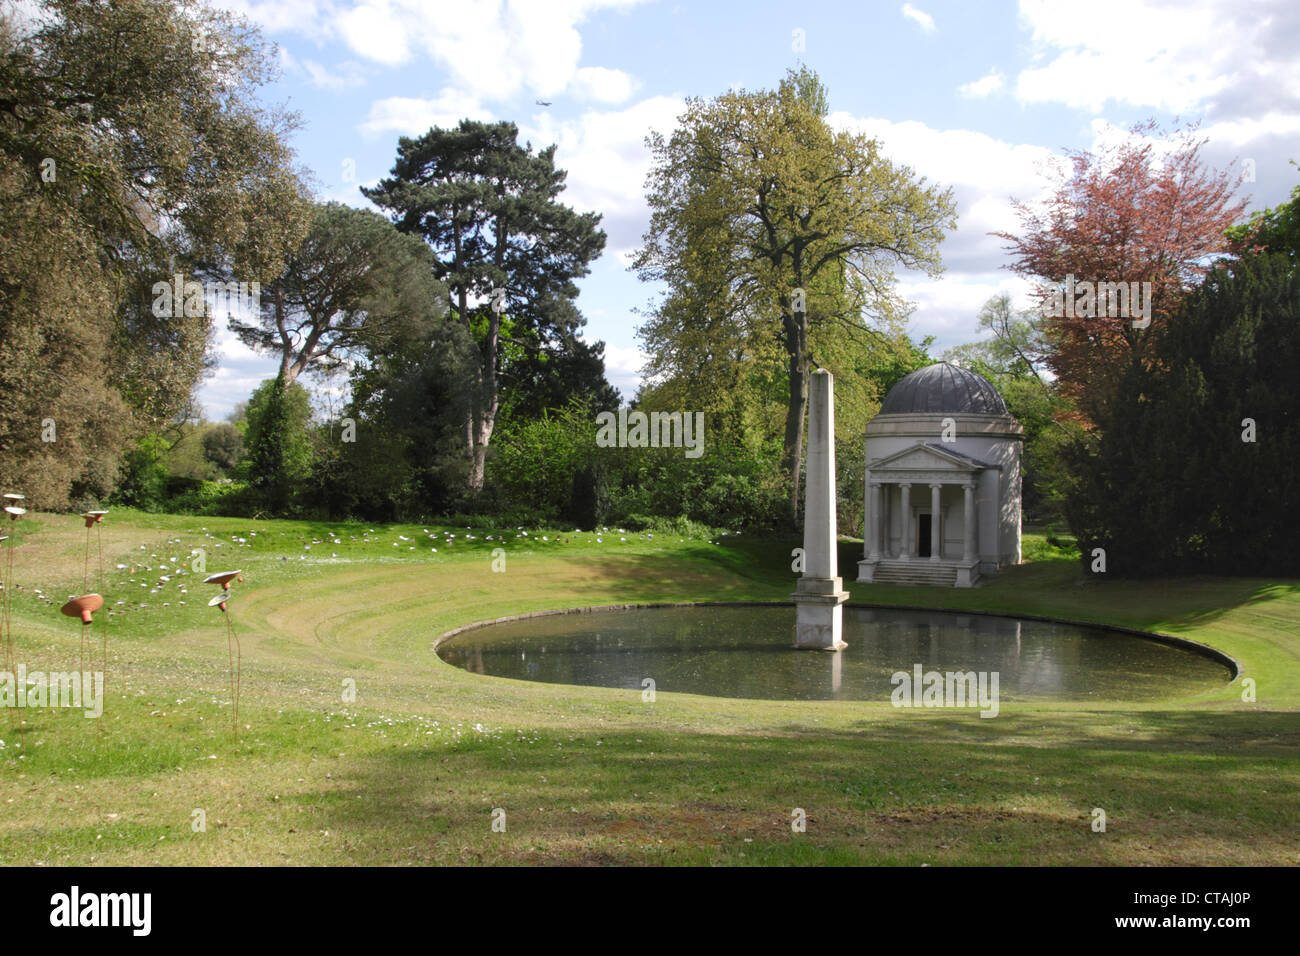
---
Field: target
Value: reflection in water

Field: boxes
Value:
[437,606,1231,702]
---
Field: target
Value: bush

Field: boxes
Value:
[166,480,251,516]
[488,404,600,519]
[112,436,170,511]
[606,439,785,531]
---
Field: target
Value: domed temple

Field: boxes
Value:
[857,362,1023,588]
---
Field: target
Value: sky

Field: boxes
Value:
[197,0,1300,419]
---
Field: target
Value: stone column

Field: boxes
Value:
[899,483,912,561]
[869,482,882,561]
[793,370,848,649]
[880,483,890,557]
[930,482,942,562]
[859,480,884,581]
[963,480,976,563]
[862,469,872,561]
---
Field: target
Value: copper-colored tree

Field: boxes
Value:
[995,122,1247,424]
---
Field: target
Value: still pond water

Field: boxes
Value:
[437,605,1231,702]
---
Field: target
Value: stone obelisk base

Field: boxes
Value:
[793,578,849,650]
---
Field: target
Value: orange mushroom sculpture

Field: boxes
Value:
[78,510,110,677]
[61,593,104,625]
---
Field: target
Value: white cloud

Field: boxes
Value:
[896,272,1039,345]
[823,113,1071,344]
[598,341,649,398]
[901,3,936,33]
[279,46,367,92]
[521,95,686,256]
[958,68,1004,99]
[3,0,48,36]
[828,113,1065,272]
[335,1,416,66]
[212,0,339,40]
[359,89,490,137]
[228,0,650,101]
[198,323,279,420]
[1013,0,1300,117]
[1198,111,1300,148]
[570,66,641,104]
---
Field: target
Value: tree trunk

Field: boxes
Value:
[466,212,507,494]
[274,285,294,383]
[468,296,502,493]
[468,397,497,492]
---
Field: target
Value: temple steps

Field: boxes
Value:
[866,560,961,587]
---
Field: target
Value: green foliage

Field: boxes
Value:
[990,376,1080,525]
[112,435,171,511]
[633,66,956,522]
[1225,161,1300,261]
[1065,253,1300,575]
[1021,530,1079,563]
[0,0,310,509]
[164,426,216,482]
[202,424,245,474]
[859,334,936,404]
[486,403,789,531]
[245,375,314,514]
[331,320,477,520]
[489,405,601,520]
[566,463,610,531]
[607,440,786,532]
[943,297,1076,524]
[165,479,250,516]
[230,202,446,385]
[312,424,420,523]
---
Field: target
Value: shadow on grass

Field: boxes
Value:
[304,718,1300,865]
[821,708,1300,756]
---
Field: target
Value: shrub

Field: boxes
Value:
[112,436,170,511]
[166,480,251,516]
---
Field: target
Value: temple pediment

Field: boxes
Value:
[867,441,992,474]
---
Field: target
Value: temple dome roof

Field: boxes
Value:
[878,362,1009,416]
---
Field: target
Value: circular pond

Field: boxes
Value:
[437,605,1233,702]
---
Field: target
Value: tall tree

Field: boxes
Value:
[497,329,620,422]
[633,68,956,524]
[337,319,479,518]
[0,0,309,508]
[229,202,445,386]
[1065,252,1300,574]
[1225,160,1300,262]
[964,293,1050,384]
[996,121,1247,425]
[363,120,606,492]
[244,373,313,514]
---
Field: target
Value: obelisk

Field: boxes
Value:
[793,369,849,650]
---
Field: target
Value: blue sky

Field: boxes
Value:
[200,0,1300,418]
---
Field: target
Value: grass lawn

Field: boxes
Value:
[0,509,1295,865]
